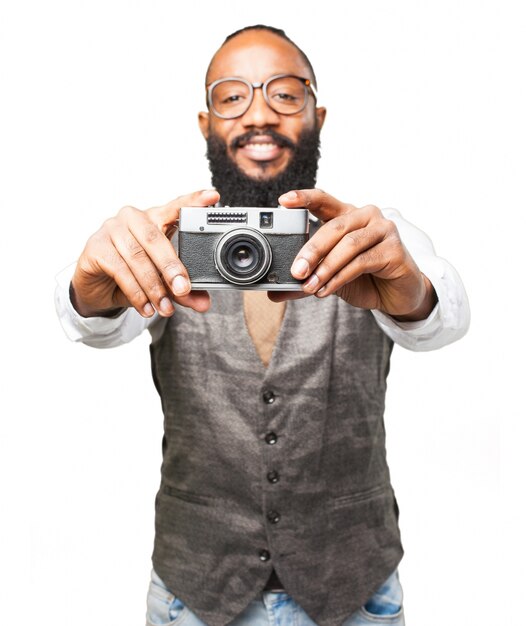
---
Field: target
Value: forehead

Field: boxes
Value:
[207,31,312,84]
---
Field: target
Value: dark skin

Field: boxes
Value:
[71,30,436,322]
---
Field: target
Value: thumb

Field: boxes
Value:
[148,189,220,234]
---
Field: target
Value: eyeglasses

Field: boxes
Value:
[206,74,318,119]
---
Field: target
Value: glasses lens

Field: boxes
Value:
[266,76,307,114]
[211,80,251,118]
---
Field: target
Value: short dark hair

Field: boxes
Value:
[206,24,318,88]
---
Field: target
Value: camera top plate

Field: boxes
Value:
[179,206,309,234]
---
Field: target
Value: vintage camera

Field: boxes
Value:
[178,206,309,290]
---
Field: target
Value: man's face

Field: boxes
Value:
[198,30,326,181]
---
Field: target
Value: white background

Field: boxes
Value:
[0,1,522,624]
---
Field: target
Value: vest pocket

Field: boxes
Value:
[332,483,391,508]
[162,484,217,506]
[330,483,398,539]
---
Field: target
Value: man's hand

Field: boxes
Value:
[70,189,220,318]
[271,189,437,321]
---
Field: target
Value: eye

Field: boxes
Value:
[212,80,250,109]
[222,93,246,104]
[273,92,298,102]
[267,77,305,107]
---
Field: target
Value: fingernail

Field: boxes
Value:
[143,302,155,317]
[280,191,298,202]
[316,286,327,297]
[159,297,173,315]
[291,258,309,278]
[172,275,190,296]
[303,273,319,291]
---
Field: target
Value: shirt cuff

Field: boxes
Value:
[371,254,470,351]
[54,263,128,342]
[372,300,441,335]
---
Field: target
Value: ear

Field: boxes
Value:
[198,111,210,139]
[315,106,327,130]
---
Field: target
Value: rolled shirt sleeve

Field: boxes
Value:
[54,264,158,348]
[371,208,470,351]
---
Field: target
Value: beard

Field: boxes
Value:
[205,127,321,208]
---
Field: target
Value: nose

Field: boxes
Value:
[240,87,280,127]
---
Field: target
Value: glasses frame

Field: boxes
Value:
[206,74,318,120]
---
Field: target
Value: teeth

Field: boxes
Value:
[245,142,277,151]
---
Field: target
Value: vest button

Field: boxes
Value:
[259,549,271,562]
[262,390,275,404]
[267,510,281,524]
[267,470,280,484]
[265,432,278,445]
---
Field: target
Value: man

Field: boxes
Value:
[55,25,469,626]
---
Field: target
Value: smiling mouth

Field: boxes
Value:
[236,135,288,162]
[232,130,295,162]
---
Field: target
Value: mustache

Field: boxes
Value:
[230,129,296,151]
[206,126,321,208]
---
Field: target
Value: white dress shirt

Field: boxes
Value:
[54,208,470,351]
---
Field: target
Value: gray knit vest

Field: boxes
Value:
[150,290,402,626]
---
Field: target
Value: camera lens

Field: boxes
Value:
[229,242,257,271]
[215,229,272,285]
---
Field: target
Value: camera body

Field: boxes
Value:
[178,206,309,290]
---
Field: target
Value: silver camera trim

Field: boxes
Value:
[191,282,303,291]
[214,228,273,285]
[179,206,309,233]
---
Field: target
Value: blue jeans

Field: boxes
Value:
[145,569,404,626]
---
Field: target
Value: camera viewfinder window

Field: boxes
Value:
[260,212,273,229]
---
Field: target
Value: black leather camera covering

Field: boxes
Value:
[179,232,307,285]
